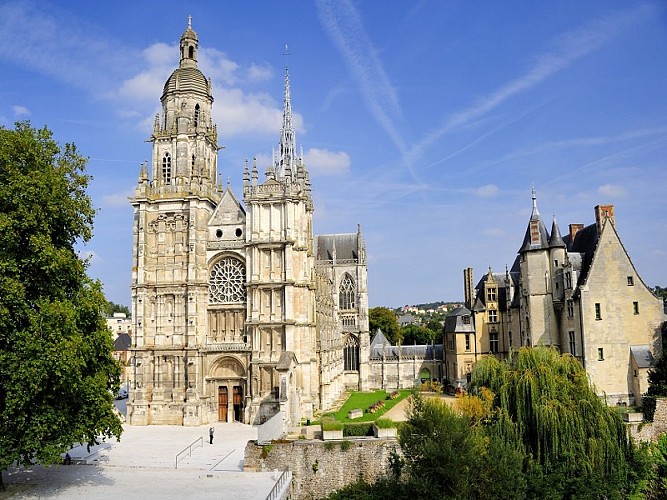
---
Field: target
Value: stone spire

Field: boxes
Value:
[276,68,297,180]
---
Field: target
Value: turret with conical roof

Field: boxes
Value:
[519,187,550,253]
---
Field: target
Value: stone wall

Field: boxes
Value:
[244,438,398,499]
[628,398,667,442]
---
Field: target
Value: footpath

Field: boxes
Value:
[1,419,277,499]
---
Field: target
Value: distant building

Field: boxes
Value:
[464,190,666,404]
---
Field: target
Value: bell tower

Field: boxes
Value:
[129,18,222,425]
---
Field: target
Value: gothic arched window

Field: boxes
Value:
[162,152,172,185]
[194,103,200,128]
[344,335,359,371]
[339,273,356,310]
[209,257,246,304]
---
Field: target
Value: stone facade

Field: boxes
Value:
[127,21,368,426]
[244,438,398,499]
[464,190,666,404]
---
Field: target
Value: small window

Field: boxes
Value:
[465,334,471,352]
[490,332,499,353]
[597,348,604,361]
[633,301,639,315]
[488,309,498,323]
[627,276,634,286]
[568,330,575,355]
[462,315,471,325]
[554,260,559,268]
[487,288,496,302]
[595,303,601,320]
[567,299,574,318]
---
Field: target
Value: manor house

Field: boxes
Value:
[448,190,665,405]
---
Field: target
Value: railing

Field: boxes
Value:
[265,469,292,500]
[175,436,203,469]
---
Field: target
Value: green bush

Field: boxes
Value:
[340,440,352,452]
[321,417,344,431]
[643,395,657,422]
[374,418,396,429]
[344,422,373,437]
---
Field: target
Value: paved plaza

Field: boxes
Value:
[1,401,278,499]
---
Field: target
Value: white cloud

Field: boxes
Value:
[246,63,273,82]
[476,184,499,197]
[305,148,351,176]
[102,190,135,207]
[597,184,625,198]
[11,105,30,117]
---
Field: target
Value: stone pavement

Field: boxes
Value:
[2,410,279,499]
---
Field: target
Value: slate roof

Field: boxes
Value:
[564,223,599,287]
[113,333,132,351]
[472,271,520,311]
[630,345,655,369]
[315,233,359,262]
[549,218,566,248]
[369,329,443,359]
[444,306,475,334]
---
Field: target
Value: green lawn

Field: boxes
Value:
[324,389,412,423]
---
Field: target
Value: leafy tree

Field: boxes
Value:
[644,353,667,421]
[398,394,525,499]
[469,346,648,498]
[105,301,130,317]
[369,307,400,344]
[400,323,434,345]
[652,285,667,301]
[0,123,122,490]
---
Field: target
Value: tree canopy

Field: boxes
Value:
[369,307,400,344]
[0,123,122,489]
[468,346,647,498]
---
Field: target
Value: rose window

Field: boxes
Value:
[209,257,246,303]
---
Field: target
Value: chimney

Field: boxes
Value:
[463,268,474,310]
[595,204,615,234]
[569,224,584,243]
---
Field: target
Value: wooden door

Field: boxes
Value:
[218,386,228,422]
[233,385,243,422]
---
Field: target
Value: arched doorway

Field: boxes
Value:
[209,356,247,422]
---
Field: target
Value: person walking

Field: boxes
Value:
[209,426,215,444]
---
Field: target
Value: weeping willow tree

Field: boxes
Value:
[469,346,647,498]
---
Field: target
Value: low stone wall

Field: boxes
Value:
[628,398,667,442]
[244,438,398,499]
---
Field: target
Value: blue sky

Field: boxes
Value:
[1,1,666,308]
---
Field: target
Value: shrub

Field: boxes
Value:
[374,418,396,429]
[321,417,344,431]
[260,445,273,459]
[642,395,657,422]
[340,440,352,452]
[344,422,374,437]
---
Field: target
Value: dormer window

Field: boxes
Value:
[487,287,497,302]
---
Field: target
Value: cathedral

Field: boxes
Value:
[127,20,370,426]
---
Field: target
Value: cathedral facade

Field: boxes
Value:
[127,21,369,426]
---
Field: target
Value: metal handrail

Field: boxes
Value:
[265,469,292,500]
[175,436,203,469]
